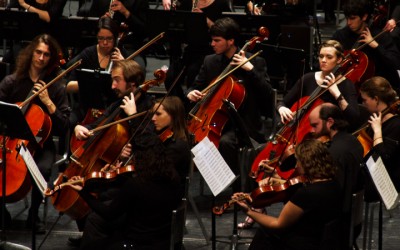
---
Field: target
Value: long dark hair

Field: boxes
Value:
[14,34,62,81]
[133,132,179,183]
[154,96,189,141]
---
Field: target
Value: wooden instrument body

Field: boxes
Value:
[51,123,129,219]
[0,103,51,202]
[250,97,324,181]
[187,76,245,147]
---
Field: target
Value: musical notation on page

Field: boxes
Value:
[191,137,238,196]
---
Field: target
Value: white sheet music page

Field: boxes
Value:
[191,137,237,196]
[19,143,47,197]
[366,156,399,210]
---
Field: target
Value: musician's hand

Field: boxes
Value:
[278,106,294,123]
[322,72,340,96]
[74,125,92,140]
[120,143,132,158]
[359,27,378,49]
[369,112,382,135]
[68,176,84,191]
[258,176,285,187]
[110,0,131,18]
[162,0,171,10]
[231,51,254,71]
[111,48,124,61]
[187,90,204,102]
[121,92,137,116]
[33,80,51,105]
[384,19,397,32]
[231,192,252,213]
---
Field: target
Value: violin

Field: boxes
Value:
[44,164,135,197]
[353,100,400,157]
[213,175,308,215]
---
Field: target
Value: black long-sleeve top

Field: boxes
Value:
[277,72,361,129]
[189,51,272,142]
[332,26,400,88]
[0,72,70,137]
[80,175,180,249]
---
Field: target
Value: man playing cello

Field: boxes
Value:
[186,17,272,186]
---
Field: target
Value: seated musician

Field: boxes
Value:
[332,0,400,89]
[68,132,182,250]
[0,34,70,233]
[233,139,343,250]
[359,76,400,201]
[277,40,361,131]
[121,96,192,202]
[161,0,233,105]
[10,0,67,23]
[70,59,153,247]
[380,0,400,50]
[186,17,272,183]
[66,17,127,128]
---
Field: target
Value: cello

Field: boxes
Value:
[187,27,269,147]
[50,69,166,220]
[249,49,367,182]
[0,60,81,202]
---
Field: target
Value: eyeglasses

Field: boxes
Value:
[34,49,51,58]
[97,36,114,42]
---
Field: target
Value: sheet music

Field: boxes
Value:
[366,156,399,210]
[19,144,47,196]
[191,137,237,196]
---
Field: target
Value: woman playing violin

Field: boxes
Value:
[233,139,342,250]
[278,40,360,130]
[0,34,70,233]
[68,132,182,250]
[359,76,400,201]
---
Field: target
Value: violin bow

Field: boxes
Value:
[19,60,82,108]
[117,66,187,167]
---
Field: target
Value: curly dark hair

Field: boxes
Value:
[295,139,337,180]
[319,103,349,131]
[343,0,372,20]
[14,34,62,81]
[133,132,179,183]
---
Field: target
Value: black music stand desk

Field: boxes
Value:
[0,101,37,250]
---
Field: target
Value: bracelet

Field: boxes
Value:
[336,94,344,102]
[27,5,31,11]
[374,137,382,142]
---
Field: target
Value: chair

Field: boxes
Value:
[349,190,364,250]
[170,198,187,250]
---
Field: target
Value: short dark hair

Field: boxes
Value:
[319,104,348,131]
[209,17,240,42]
[343,0,371,19]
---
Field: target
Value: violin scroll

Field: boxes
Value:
[212,194,251,215]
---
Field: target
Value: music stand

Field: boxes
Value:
[51,16,99,51]
[0,101,37,250]
[221,12,281,45]
[76,69,117,110]
[255,42,307,92]
[146,9,209,47]
[0,8,46,41]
